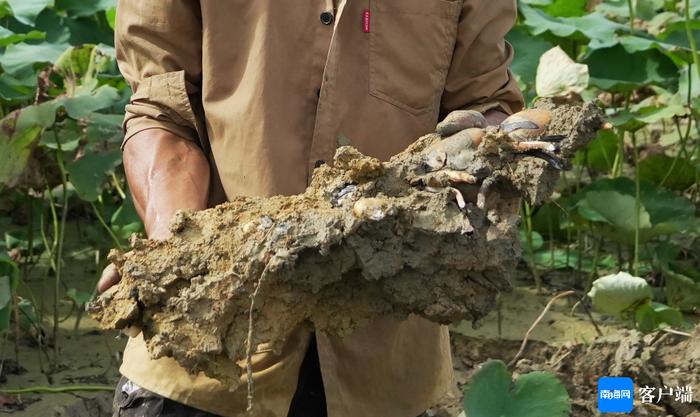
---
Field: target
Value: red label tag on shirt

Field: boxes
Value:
[363,9,371,33]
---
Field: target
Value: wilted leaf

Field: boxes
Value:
[463,360,570,417]
[536,46,589,97]
[55,44,113,92]
[646,12,681,36]
[588,272,653,315]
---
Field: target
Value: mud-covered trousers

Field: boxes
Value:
[112,337,327,417]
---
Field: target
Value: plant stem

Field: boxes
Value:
[111,172,126,200]
[522,202,541,293]
[576,230,583,286]
[631,132,640,276]
[508,290,577,367]
[12,293,20,364]
[547,209,555,269]
[617,243,624,270]
[626,0,635,32]
[661,65,694,187]
[38,208,51,323]
[26,197,35,262]
[90,201,123,250]
[586,235,604,292]
[661,120,691,188]
[611,129,624,178]
[52,129,70,365]
[684,0,700,81]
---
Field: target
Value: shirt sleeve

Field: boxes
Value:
[440,0,525,117]
[115,0,206,149]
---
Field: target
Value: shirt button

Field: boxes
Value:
[314,159,326,168]
[320,11,334,25]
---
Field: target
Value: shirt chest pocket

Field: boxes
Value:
[368,0,462,115]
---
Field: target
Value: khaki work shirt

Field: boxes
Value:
[115,1,524,416]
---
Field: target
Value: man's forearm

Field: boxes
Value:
[123,129,210,240]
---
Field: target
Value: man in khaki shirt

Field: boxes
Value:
[99,1,524,416]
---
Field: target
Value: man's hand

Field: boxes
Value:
[97,129,211,294]
[97,263,122,293]
[436,108,509,138]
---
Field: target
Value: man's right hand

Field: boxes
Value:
[96,128,211,294]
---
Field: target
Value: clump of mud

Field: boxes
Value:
[89,100,602,386]
[440,326,700,417]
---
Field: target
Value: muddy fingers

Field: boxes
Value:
[500,109,552,142]
[448,187,467,210]
[477,177,498,210]
[514,140,557,153]
[437,110,487,137]
[411,170,478,189]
